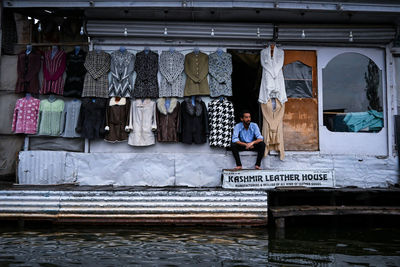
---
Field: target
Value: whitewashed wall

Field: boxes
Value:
[16,44,400,187]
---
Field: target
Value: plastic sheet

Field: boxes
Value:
[283,61,313,98]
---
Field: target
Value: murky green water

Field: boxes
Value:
[0,225,399,266]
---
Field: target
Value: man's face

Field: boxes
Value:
[241,113,251,126]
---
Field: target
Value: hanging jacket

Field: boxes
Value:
[76,98,107,139]
[15,51,41,94]
[105,97,131,142]
[156,98,180,142]
[159,50,185,97]
[82,50,111,98]
[64,50,87,97]
[133,50,159,98]
[41,49,66,95]
[180,97,209,144]
[108,50,135,98]
[208,98,235,148]
[258,46,287,105]
[184,52,210,96]
[260,98,285,160]
[128,99,157,146]
[208,51,233,97]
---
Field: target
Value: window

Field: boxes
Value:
[323,52,383,133]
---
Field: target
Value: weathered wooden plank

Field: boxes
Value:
[270,206,400,217]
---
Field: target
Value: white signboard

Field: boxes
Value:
[222,169,335,189]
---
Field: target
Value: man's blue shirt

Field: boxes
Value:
[232,122,263,143]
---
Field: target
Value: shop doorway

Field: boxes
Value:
[228,49,263,125]
[229,49,319,151]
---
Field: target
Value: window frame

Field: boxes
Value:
[318,47,388,156]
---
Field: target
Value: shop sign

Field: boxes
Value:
[222,169,335,189]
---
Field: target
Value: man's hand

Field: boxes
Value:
[245,142,254,150]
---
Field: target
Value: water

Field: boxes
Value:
[0,224,400,266]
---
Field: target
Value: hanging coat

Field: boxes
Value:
[156,98,180,142]
[104,97,131,142]
[108,50,135,98]
[128,99,157,146]
[15,51,41,94]
[208,51,233,97]
[41,49,66,95]
[133,50,159,98]
[180,97,209,144]
[184,52,210,96]
[76,98,107,139]
[208,98,235,148]
[159,50,185,97]
[260,98,285,160]
[258,46,287,105]
[82,50,111,98]
[64,50,87,97]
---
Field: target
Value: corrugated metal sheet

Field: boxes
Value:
[5,0,400,13]
[87,20,274,40]
[277,25,396,43]
[87,20,395,45]
[18,151,73,184]
[0,189,268,225]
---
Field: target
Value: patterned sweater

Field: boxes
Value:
[208,51,233,97]
[159,50,185,97]
[12,96,41,134]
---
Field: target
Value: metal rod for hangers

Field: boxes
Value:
[17,42,90,46]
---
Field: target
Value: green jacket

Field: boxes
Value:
[184,51,210,96]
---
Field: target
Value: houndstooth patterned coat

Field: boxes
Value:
[208,98,235,148]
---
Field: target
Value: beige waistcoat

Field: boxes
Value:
[261,99,285,160]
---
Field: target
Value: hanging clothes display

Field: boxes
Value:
[15,51,41,94]
[82,50,111,98]
[128,99,157,146]
[258,45,287,105]
[12,96,41,134]
[208,98,235,148]
[156,98,180,142]
[41,49,67,95]
[105,97,131,142]
[159,50,185,97]
[63,49,87,97]
[108,50,135,98]
[133,50,159,98]
[180,96,209,144]
[208,51,233,97]
[260,98,285,160]
[184,51,210,96]
[37,98,65,136]
[76,98,107,139]
[61,99,82,138]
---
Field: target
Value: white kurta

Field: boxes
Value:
[128,99,157,146]
[258,46,287,104]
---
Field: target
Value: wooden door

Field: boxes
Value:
[283,50,318,151]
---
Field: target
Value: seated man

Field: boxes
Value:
[231,110,266,170]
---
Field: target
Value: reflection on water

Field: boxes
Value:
[0,225,399,266]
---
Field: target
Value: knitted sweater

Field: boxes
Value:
[159,50,185,97]
[37,98,65,136]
